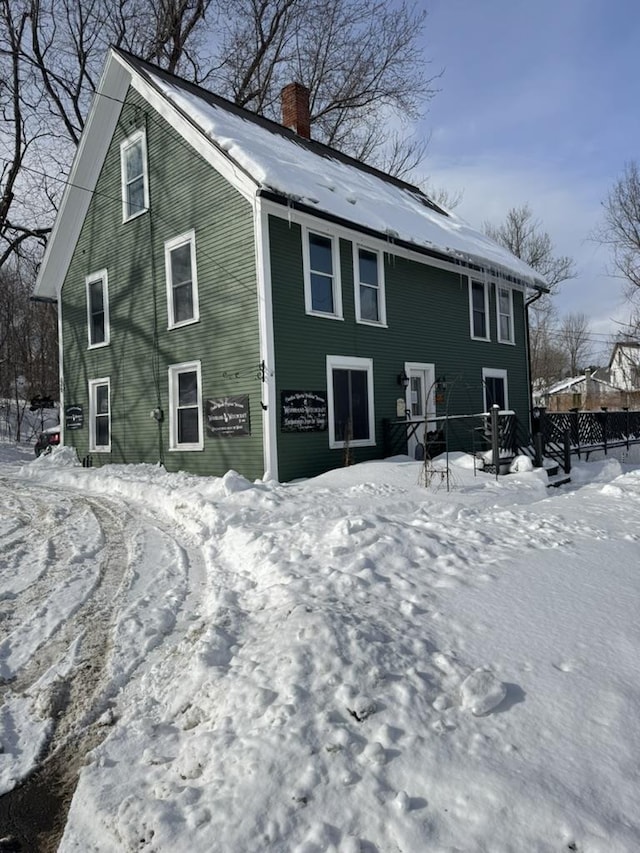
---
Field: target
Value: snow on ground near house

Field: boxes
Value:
[2,446,640,851]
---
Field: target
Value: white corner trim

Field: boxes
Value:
[254,198,278,481]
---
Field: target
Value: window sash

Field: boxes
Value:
[471,281,487,338]
[309,232,335,313]
[482,368,509,412]
[326,356,375,448]
[355,247,385,324]
[86,271,109,348]
[89,280,105,344]
[166,232,198,327]
[169,362,203,450]
[497,286,513,343]
[121,131,148,221]
[89,379,110,451]
[332,368,370,442]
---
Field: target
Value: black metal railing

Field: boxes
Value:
[384,408,640,476]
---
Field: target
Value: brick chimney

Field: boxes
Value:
[281,82,311,139]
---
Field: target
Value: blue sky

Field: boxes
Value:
[418,0,640,360]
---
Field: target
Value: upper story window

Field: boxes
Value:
[120,129,149,222]
[86,269,110,348]
[469,279,489,340]
[165,231,199,328]
[89,378,111,452]
[303,228,343,319]
[354,246,386,326]
[168,361,203,451]
[497,285,514,344]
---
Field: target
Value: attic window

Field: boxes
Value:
[120,129,149,221]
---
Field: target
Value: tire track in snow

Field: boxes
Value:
[0,479,205,852]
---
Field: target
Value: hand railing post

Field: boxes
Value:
[563,429,571,474]
[491,405,500,480]
[533,432,544,468]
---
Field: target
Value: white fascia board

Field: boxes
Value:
[128,73,258,204]
[258,199,530,293]
[34,53,131,299]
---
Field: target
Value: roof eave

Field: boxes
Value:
[257,189,547,290]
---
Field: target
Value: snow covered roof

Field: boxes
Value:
[34,49,547,301]
[545,374,622,396]
[124,51,546,288]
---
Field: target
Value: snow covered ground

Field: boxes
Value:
[1,442,639,852]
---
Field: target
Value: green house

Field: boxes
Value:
[34,49,546,482]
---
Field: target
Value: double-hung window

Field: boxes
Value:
[497,285,514,344]
[120,130,149,221]
[86,270,110,348]
[303,229,342,318]
[89,378,111,452]
[165,231,199,328]
[354,246,386,325]
[168,361,203,450]
[469,279,489,340]
[326,355,375,449]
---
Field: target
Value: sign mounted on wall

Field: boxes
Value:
[65,404,84,430]
[205,395,251,437]
[281,391,328,432]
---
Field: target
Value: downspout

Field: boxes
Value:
[524,287,545,432]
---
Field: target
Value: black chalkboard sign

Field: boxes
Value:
[281,390,328,432]
[65,404,84,430]
[205,395,251,437]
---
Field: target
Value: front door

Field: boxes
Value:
[405,362,435,459]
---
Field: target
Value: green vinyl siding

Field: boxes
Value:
[61,89,264,479]
[269,214,530,482]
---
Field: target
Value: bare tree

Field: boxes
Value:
[560,311,591,376]
[484,204,577,386]
[0,260,58,439]
[598,161,640,301]
[484,205,575,290]
[1,0,213,268]
[1,0,436,269]
[215,0,438,176]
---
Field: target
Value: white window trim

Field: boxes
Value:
[496,284,515,345]
[165,230,200,329]
[353,244,387,327]
[168,360,204,451]
[326,355,375,449]
[88,377,111,452]
[120,129,149,223]
[85,269,110,349]
[469,278,490,341]
[482,367,509,412]
[302,227,343,320]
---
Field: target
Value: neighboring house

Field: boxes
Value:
[34,49,546,482]
[535,371,623,412]
[609,342,640,391]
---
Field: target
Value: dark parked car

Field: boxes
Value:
[34,425,61,457]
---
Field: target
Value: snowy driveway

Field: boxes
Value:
[0,468,205,849]
[1,447,640,852]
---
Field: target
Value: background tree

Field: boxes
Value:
[484,204,577,386]
[560,311,591,376]
[1,0,437,269]
[598,161,640,302]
